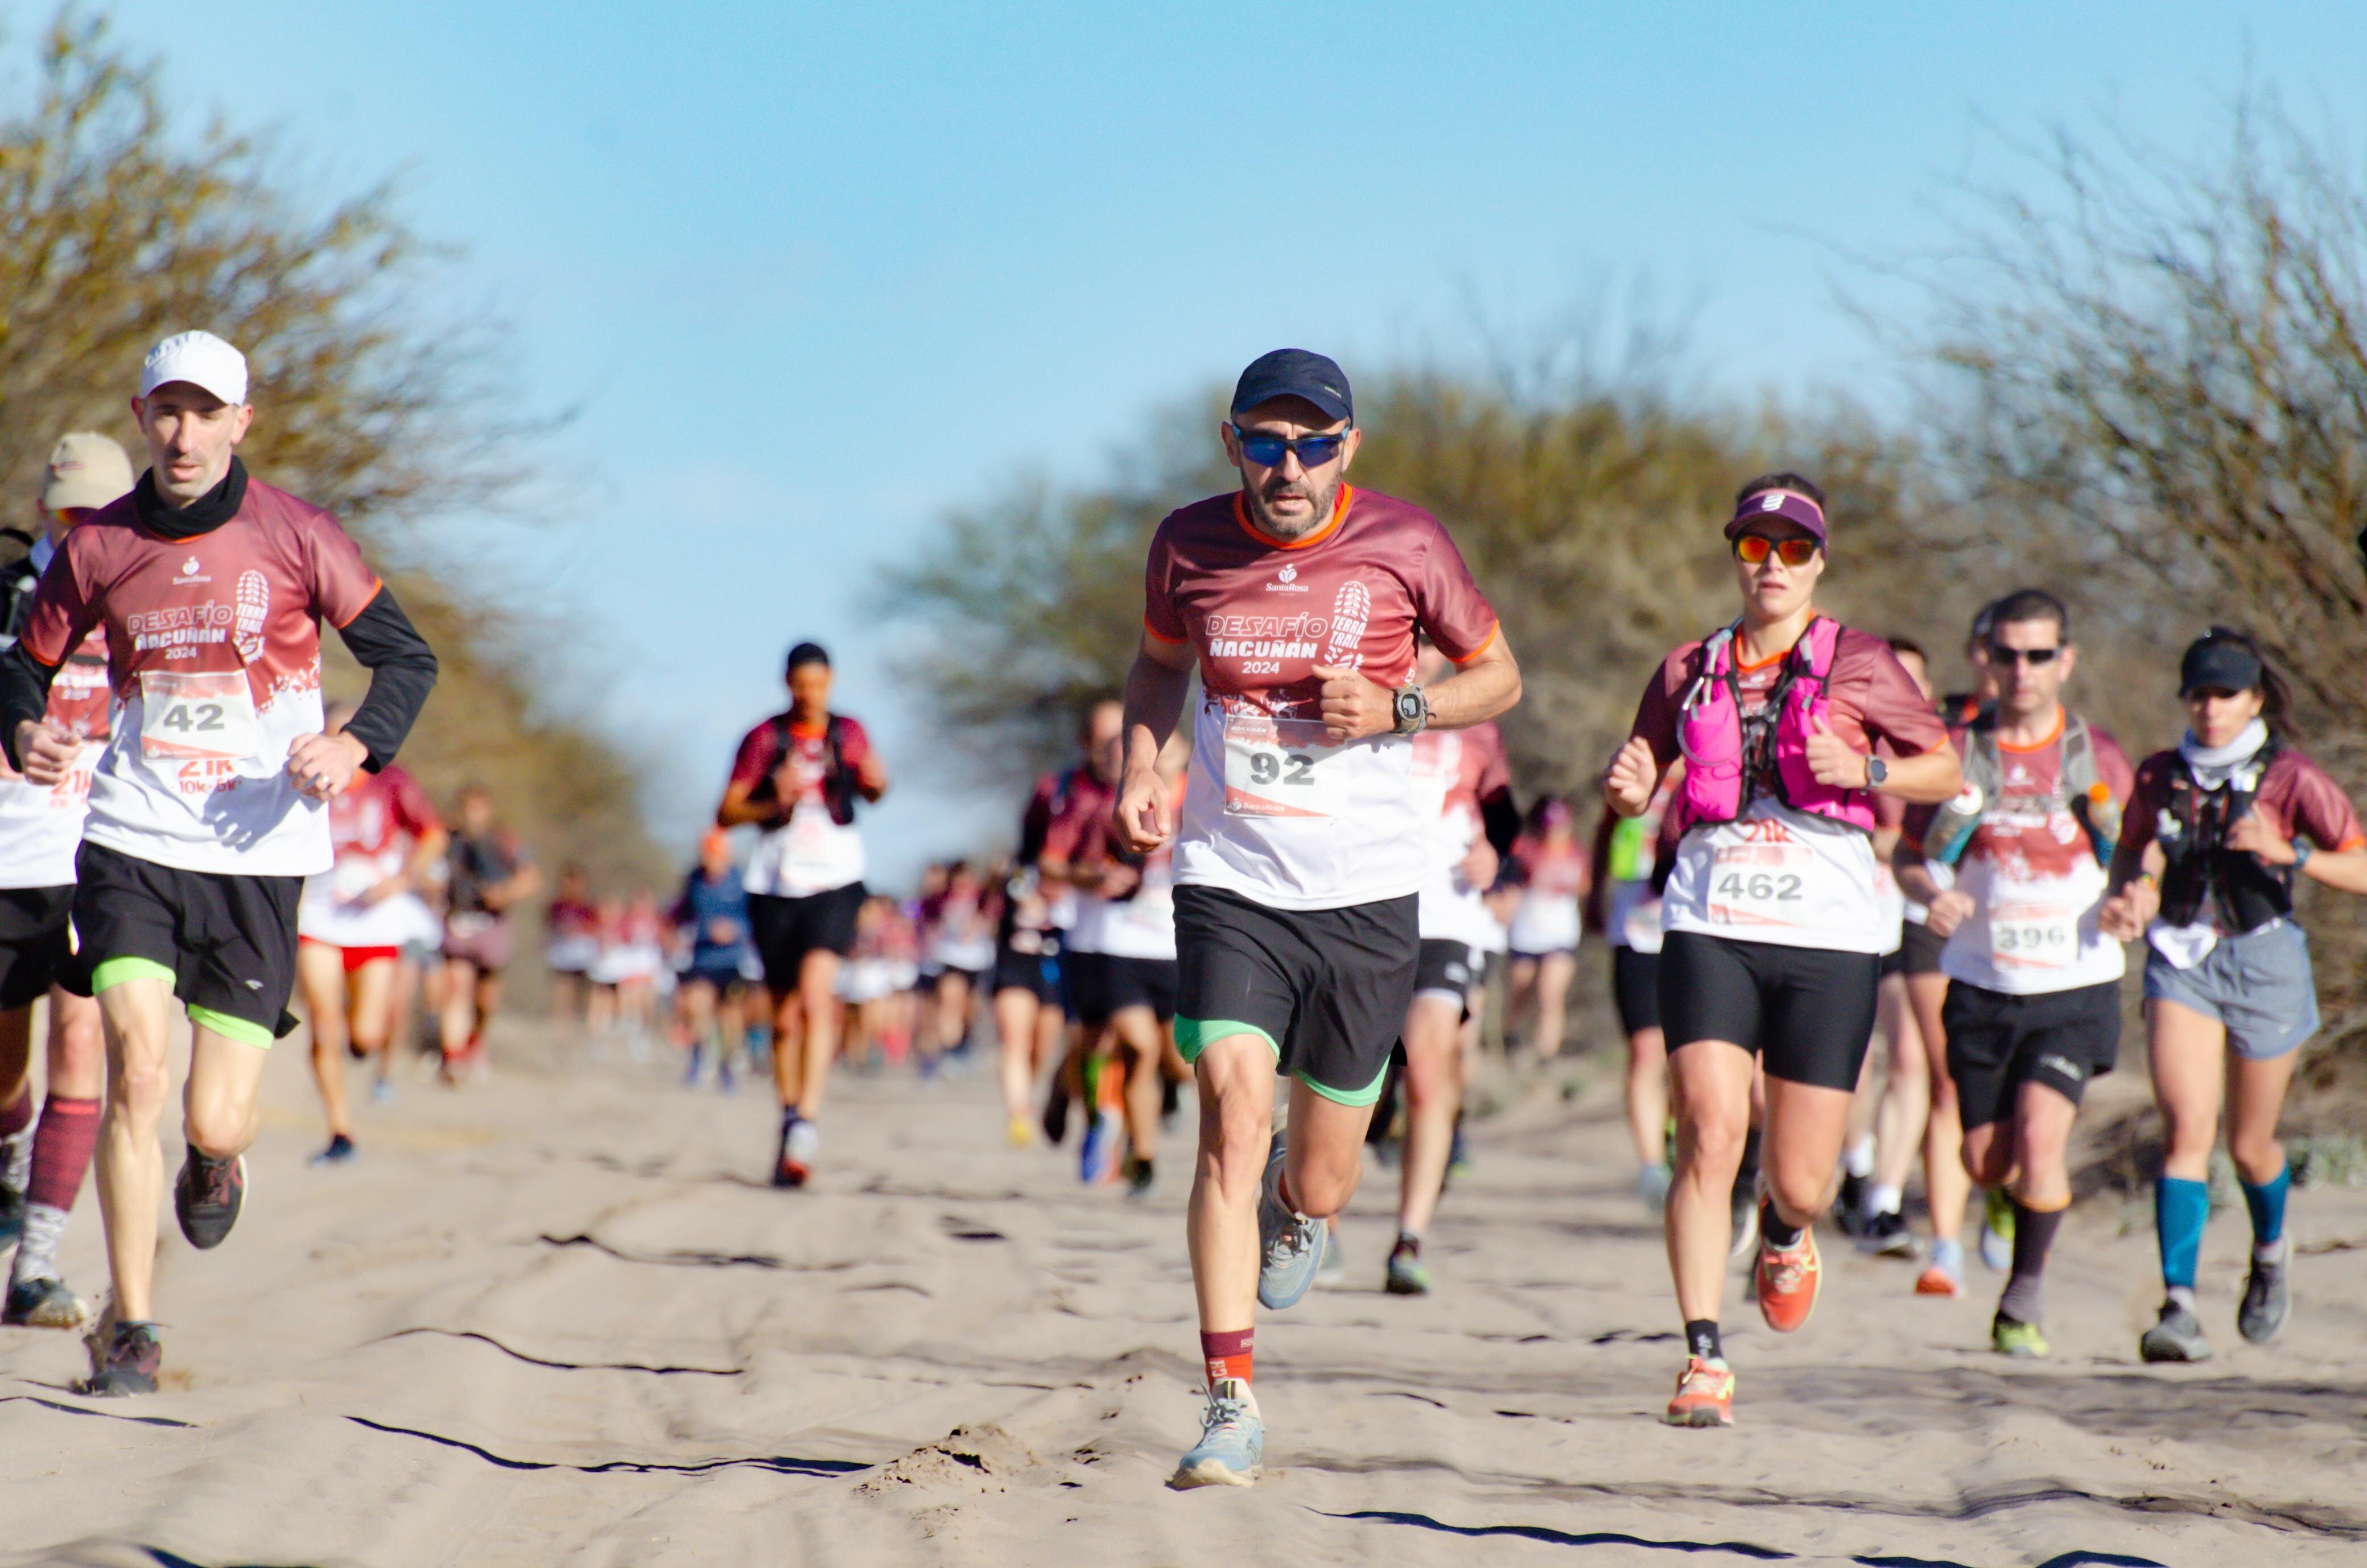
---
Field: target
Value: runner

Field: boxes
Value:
[1112,349,1521,1487]
[437,784,539,1081]
[1028,705,1121,1153]
[673,830,752,1090]
[2098,630,2367,1362]
[1846,637,1935,1260]
[1388,637,1515,1293]
[921,861,997,1063]
[1503,797,1586,1063]
[991,727,1095,1146]
[1606,472,1958,1429]
[1589,760,1680,1207]
[294,699,446,1163]
[543,864,600,1032]
[0,434,128,1330]
[716,641,887,1187]
[1900,589,2133,1358]
[0,331,437,1393]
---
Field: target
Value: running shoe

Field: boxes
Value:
[717,1056,738,1094]
[310,1133,357,1166]
[683,1043,705,1086]
[1255,1139,1323,1311]
[1005,1116,1035,1149]
[1079,1111,1122,1185]
[369,1079,397,1107]
[1914,1260,1964,1298]
[1124,1156,1156,1200]
[1857,1209,1917,1258]
[1836,1171,1869,1237]
[2139,1300,2213,1363]
[1978,1189,2014,1273]
[88,1319,162,1396]
[1991,1313,2049,1358]
[1446,1123,1473,1183]
[1040,1087,1071,1146]
[1727,1189,1759,1264]
[2,1276,87,1329]
[1664,1355,1735,1428]
[1170,1377,1263,1488]
[1314,1225,1347,1288]
[173,1151,245,1249]
[774,1117,818,1189]
[1384,1236,1431,1297]
[1635,1163,1672,1212]
[2239,1241,2291,1345]
[1754,1227,1821,1334]
[1160,1076,1181,1127]
[0,1181,21,1250]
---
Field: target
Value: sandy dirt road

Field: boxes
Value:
[3,1026,2362,1567]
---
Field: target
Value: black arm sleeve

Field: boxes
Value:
[335,587,438,771]
[1481,787,1522,859]
[0,643,61,769]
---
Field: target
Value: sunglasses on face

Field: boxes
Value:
[1731,534,1820,567]
[1231,427,1349,468]
[1987,645,2061,666]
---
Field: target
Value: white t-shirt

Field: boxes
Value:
[0,637,108,890]
[1663,800,1889,954]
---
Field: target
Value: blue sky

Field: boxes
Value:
[68,2,2367,886]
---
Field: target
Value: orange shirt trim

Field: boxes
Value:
[1232,484,1354,551]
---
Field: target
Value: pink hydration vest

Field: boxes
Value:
[1675,617,1878,833]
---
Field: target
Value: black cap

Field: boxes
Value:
[2180,634,2262,696]
[1230,349,1352,425]
[785,640,830,674]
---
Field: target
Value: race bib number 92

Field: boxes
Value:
[1222,711,1348,819]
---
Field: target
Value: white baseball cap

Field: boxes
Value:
[138,330,249,406]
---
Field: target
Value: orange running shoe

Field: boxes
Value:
[1664,1355,1734,1427]
[1755,1228,1821,1332]
[1914,1262,1963,1298]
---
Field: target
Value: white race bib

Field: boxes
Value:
[1989,898,2078,972]
[1706,840,1815,930]
[138,670,262,764]
[1222,711,1349,820]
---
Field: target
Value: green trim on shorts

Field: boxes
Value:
[90,956,175,993]
[1173,1017,1281,1066]
[187,1005,273,1049]
[1294,1060,1390,1108]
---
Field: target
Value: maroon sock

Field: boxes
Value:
[1199,1328,1253,1388]
[0,1092,31,1140]
[26,1096,100,1211]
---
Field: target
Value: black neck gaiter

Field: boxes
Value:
[133,457,249,540]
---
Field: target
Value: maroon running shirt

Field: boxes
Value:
[1143,484,1499,910]
[17,481,383,876]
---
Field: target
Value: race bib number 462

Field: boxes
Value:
[1222,711,1348,819]
[1706,841,1812,930]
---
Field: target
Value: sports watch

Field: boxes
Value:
[1864,756,1888,789]
[1392,683,1430,736]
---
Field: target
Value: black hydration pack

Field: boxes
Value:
[2155,737,2293,934]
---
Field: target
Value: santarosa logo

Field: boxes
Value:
[1265,562,1309,594]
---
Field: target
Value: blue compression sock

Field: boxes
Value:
[2156,1176,2209,1290]
[2241,1162,2291,1249]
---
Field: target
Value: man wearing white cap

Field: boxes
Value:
[0,434,130,1331]
[0,331,440,1394]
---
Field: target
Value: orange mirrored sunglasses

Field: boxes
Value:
[1733,534,1820,567]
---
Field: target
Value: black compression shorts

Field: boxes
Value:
[1412,938,1479,1003]
[1943,979,2121,1128]
[67,842,302,1039]
[1613,943,1661,1037]
[1899,920,1947,978]
[1172,884,1417,1108]
[991,940,1059,1005]
[747,884,864,992]
[0,884,75,1012]
[1067,951,1178,1026]
[1658,930,1879,1092]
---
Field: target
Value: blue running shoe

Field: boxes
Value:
[1079,1110,1120,1185]
[1256,1137,1323,1310]
[1170,1378,1263,1488]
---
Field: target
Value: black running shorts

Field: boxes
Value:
[1068,951,1178,1026]
[0,884,75,1011]
[1412,938,1478,1003]
[747,882,864,992]
[1943,979,2121,1129]
[1658,930,1879,1092]
[67,841,302,1040]
[1172,884,1417,1107]
[1900,920,1947,978]
[990,940,1059,1005]
[1612,943,1661,1037]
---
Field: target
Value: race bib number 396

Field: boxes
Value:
[1990,900,2078,970]
[1222,711,1347,819]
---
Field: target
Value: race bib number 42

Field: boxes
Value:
[138,670,262,764]
[1222,711,1348,819]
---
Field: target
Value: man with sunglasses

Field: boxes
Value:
[0,434,127,1331]
[1114,349,1521,1487]
[1897,588,2133,1357]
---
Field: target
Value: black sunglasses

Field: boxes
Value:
[1231,426,1349,468]
[1987,645,2061,666]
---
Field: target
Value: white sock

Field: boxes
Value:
[1843,1136,1875,1180]
[1867,1183,1903,1217]
[0,1129,29,1194]
[2254,1236,2290,1266]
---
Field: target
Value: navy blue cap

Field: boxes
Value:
[2180,634,2262,696]
[1230,349,1352,424]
